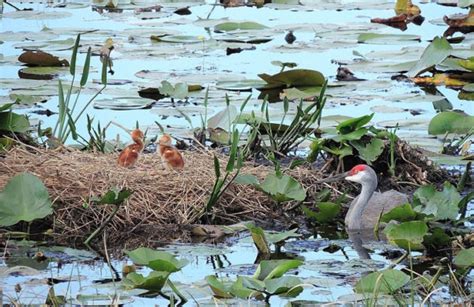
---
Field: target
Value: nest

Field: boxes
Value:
[0,146,324,243]
[0,139,453,245]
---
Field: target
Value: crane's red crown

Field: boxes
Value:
[349,164,367,175]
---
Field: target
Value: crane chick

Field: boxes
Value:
[157,134,184,170]
[117,129,144,168]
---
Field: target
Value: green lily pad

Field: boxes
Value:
[355,269,410,294]
[151,35,205,43]
[428,111,474,135]
[381,203,417,223]
[214,21,267,32]
[302,202,341,224]
[93,97,155,110]
[259,173,306,202]
[0,112,30,133]
[259,69,325,88]
[126,247,188,272]
[351,137,384,164]
[0,173,53,227]
[123,271,170,291]
[358,33,420,44]
[412,182,461,221]
[254,259,303,281]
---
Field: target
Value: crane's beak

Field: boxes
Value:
[317,171,350,183]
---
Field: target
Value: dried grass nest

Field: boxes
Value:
[0,141,451,243]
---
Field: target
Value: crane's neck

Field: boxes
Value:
[134,138,144,152]
[345,177,377,230]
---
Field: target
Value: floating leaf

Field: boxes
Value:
[126,247,188,272]
[93,97,155,110]
[214,21,267,32]
[18,50,69,67]
[302,202,341,224]
[428,111,474,135]
[336,113,374,134]
[259,69,325,89]
[357,33,420,44]
[0,173,53,227]
[413,182,461,221]
[355,269,410,294]
[205,275,234,298]
[123,271,170,291]
[264,276,303,296]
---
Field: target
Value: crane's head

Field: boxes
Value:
[345,164,377,184]
[158,134,172,146]
[131,129,144,143]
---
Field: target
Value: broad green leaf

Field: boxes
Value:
[413,182,461,221]
[355,269,410,294]
[423,228,452,249]
[234,174,259,185]
[0,112,30,133]
[358,33,420,44]
[406,37,452,77]
[0,173,53,226]
[94,187,131,205]
[241,276,265,292]
[453,247,474,268]
[259,174,306,202]
[258,69,325,88]
[336,113,374,134]
[207,105,238,130]
[265,228,301,244]
[245,223,271,254]
[253,259,303,281]
[229,276,256,299]
[351,138,384,164]
[214,21,267,32]
[428,111,474,135]
[264,276,303,296]
[123,271,170,291]
[126,247,188,272]
[302,202,340,224]
[332,128,369,142]
[381,203,417,223]
[384,221,428,251]
[205,275,234,298]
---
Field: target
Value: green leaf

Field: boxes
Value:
[384,221,428,251]
[259,174,306,202]
[358,33,420,44]
[93,187,132,205]
[70,34,80,76]
[0,173,53,227]
[423,228,452,249]
[428,111,474,135]
[126,247,188,272]
[214,21,267,32]
[123,271,170,291]
[381,203,417,223]
[0,112,30,133]
[207,105,238,130]
[264,276,303,296]
[336,113,374,134]
[226,129,239,172]
[406,37,452,78]
[355,269,410,294]
[241,276,265,292]
[302,202,341,224]
[453,247,474,268]
[253,259,303,281]
[234,174,259,185]
[101,55,108,85]
[265,228,302,244]
[351,138,384,164]
[258,69,325,88]
[205,275,234,298]
[229,276,256,299]
[245,223,271,254]
[0,103,14,112]
[213,155,221,179]
[413,182,461,221]
[80,47,91,87]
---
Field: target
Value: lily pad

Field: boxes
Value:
[0,173,53,227]
[93,97,155,110]
[259,69,325,88]
[214,21,267,32]
[384,221,428,250]
[126,247,188,272]
[453,247,474,268]
[355,269,410,294]
[428,111,474,135]
[357,33,420,44]
[259,173,306,202]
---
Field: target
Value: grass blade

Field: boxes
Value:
[70,34,80,76]
[80,47,91,87]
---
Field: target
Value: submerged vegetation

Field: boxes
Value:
[1,0,473,305]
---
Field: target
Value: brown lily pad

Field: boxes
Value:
[18,51,69,67]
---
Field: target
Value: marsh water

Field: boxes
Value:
[1,0,473,305]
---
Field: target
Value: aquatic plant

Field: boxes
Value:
[301,188,347,225]
[206,259,304,302]
[48,34,108,145]
[245,222,301,256]
[124,247,188,303]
